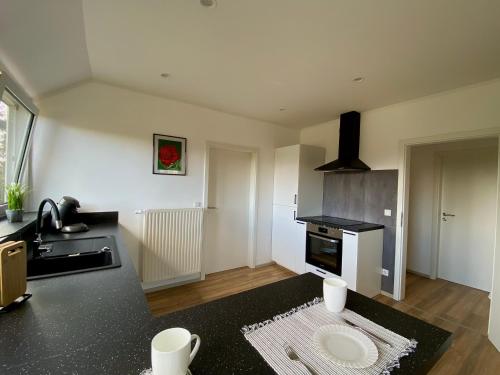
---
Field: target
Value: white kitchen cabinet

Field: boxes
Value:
[293,220,307,274]
[273,145,325,216]
[343,229,383,297]
[272,144,325,273]
[305,229,383,297]
[272,205,307,274]
[340,231,358,290]
[273,145,300,207]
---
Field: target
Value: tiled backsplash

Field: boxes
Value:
[323,170,398,294]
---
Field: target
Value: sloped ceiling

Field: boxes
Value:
[0,0,91,97]
[1,0,500,128]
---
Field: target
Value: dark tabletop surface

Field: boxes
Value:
[296,216,385,232]
[0,216,451,374]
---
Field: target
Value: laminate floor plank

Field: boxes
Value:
[146,264,296,316]
[374,273,499,375]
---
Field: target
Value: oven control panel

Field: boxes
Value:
[306,223,343,239]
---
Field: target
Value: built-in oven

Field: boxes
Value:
[305,223,343,276]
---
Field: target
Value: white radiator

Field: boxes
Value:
[141,208,204,284]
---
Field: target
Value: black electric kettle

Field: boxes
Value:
[52,196,88,233]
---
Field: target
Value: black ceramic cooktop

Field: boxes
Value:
[305,216,365,226]
[296,215,385,232]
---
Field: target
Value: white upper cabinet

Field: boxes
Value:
[273,145,300,206]
[273,144,325,216]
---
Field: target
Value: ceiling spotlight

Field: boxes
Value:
[200,0,217,8]
[160,73,170,78]
[352,77,365,83]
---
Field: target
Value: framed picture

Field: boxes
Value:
[153,134,187,175]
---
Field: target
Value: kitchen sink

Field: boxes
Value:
[27,236,121,280]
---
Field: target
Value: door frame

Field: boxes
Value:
[202,141,259,278]
[394,127,500,301]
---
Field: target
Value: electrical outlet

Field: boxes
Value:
[384,209,392,217]
[382,268,389,277]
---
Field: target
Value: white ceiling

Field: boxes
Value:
[1,0,500,128]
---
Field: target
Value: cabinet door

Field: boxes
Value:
[273,146,299,206]
[293,221,307,274]
[341,231,358,290]
[272,205,299,272]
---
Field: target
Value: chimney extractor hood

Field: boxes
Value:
[315,111,370,172]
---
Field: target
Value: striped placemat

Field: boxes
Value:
[241,298,417,375]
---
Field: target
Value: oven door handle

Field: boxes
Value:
[309,233,340,243]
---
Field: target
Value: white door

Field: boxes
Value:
[273,145,299,206]
[438,147,498,291]
[205,148,252,274]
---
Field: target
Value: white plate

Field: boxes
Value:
[313,324,378,368]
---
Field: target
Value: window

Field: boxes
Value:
[0,71,38,211]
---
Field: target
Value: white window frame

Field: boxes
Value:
[0,70,38,217]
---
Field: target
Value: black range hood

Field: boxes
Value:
[315,111,371,172]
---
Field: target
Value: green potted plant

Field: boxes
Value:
[5,183,27,223]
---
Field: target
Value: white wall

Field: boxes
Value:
[301,79,500,169]
[407,139,498,277]
[32,81,299,271]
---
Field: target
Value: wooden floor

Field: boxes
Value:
[146,263,295,316]
[146,267,500,374]
[375,273,500,374]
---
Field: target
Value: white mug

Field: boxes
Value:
[323,277,348,313]
[151,328,200,375]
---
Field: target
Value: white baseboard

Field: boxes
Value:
[142,273,201,292]
[255,261,276,268]
[380,290,394,299]
[406,269,432,278]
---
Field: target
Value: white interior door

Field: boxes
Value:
[438,146,498,291]
[205,147,251,274]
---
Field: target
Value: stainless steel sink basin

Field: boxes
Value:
[27,236,121,280]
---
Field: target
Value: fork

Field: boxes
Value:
[284,345,317,375]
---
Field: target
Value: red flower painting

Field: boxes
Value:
[159,144,180,167]
[154,134,186,175]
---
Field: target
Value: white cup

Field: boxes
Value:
[151,328,200,375]
[323,278,348,313]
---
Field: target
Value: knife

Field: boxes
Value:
[339,316,393,348]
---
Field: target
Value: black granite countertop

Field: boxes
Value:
[0,215,451,374]
[297,215,385,232]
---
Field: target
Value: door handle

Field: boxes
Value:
[442,212,455,217]
[309,233,339,243]
[293,210,296,220]
[293,194,297,204]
